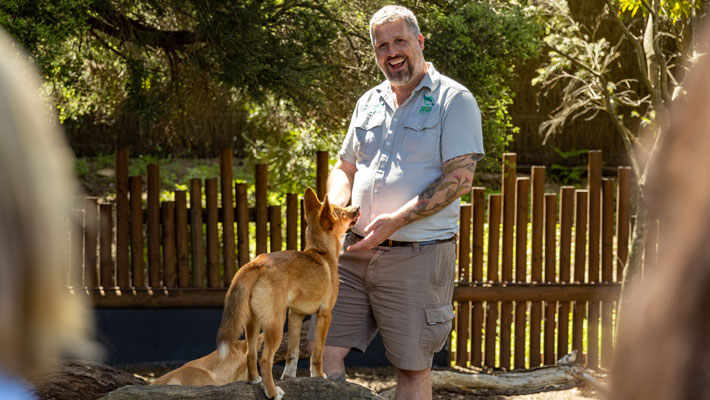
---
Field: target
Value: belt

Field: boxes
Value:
[350,232,457,248]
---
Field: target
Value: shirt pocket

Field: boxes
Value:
[399,109,440,163]
[354,113,385,163]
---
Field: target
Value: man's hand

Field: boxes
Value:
[347,212,407,251]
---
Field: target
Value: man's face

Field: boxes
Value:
[372,19,425,88]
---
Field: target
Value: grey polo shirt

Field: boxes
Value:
[339,63,484,241]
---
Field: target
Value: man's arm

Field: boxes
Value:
[347,153,478,251]
[326,158,357,207]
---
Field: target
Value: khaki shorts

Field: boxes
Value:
[308,232,456,371]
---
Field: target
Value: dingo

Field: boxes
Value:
[215,187,359,400]
[152,334,264,386]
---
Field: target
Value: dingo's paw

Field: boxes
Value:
[265,386,285,400]
[249,376,263,385]
[310,365,327,378]
[281,364,297,379]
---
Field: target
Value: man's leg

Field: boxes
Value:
[306,341,350,380]
[395,368,432,400]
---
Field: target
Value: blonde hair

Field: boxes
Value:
[369,5,421,47]
[0,29,98,380]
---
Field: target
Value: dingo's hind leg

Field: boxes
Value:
[246,319,262,384]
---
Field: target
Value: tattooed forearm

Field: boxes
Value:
[403,154,478,223]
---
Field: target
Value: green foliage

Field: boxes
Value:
[2,0,544,176]
[548,146,589,186]
[420,1,543,172]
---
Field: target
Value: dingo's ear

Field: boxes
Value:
[304,187,320,218]
[319,195,335,230]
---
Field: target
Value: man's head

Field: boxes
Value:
[369,5,427,88]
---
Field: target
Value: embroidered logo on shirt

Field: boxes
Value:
[362,99,386,116]
[419,95,435,114]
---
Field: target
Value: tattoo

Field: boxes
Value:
[327,371,346,381]
[405,154,478,222]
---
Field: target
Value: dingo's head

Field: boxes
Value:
[304,187,359,238]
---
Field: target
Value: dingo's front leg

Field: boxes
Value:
[310,309,332,378]
[281,309,304,379]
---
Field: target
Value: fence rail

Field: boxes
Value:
[70,148,656,370]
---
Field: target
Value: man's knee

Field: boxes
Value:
[395,367,431,380]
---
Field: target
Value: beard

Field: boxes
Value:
[381,56,414,85]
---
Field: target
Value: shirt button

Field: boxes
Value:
[393,118,398,122]
[388,130,392,133]
[386,141,391,146]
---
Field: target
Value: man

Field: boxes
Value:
[308,5,484,399]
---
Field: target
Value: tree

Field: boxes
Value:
[532,0,708,315]
[0,0,543,191]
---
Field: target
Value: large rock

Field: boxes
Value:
[101,377,382,399]
[34,360,146,400]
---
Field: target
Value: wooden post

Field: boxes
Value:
[162,201,177,288]
[485,194,501,368]
[84,197,98,288]
[573,190,588,363]
[115,148,130,287]
[300,198,307,251]
[71,210,84,287]
[601,178,615,368]
[530,167,545,367]
[129,176,144,287]
[616,167,632,282]
[316,151,329,200]
[99,203,113,288]
[471,188,485,367]
[205,178,220,288]
[236,183,250,267]
[220,148,236,285]
[544,193,558,365]
[587,152,602,369]
[189,179,205,288]
[175,191,190,288]
[514,178,529,370]
[147,164,161,288]
[456,204,472,367]
[501,153,516,370]
[558,186,575,361]
[255,164,268,256]
[269,205,282,253]
[286,193,298,250]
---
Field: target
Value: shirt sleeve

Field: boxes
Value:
[440,90,485,162]
[338,100,361,165]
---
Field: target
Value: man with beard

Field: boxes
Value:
[308,5,484,399]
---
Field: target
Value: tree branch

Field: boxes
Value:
[87,4,201,51]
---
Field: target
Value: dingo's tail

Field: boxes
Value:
[216,271,255,359]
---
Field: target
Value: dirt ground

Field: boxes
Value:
[133,364,604,400]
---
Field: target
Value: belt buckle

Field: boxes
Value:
[387,239,394,247]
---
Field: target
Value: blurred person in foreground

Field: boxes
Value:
[308,5,483,399]
[0,28,98,398]
[611,25,710,400]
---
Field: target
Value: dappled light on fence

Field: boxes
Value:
[68,148,658,370]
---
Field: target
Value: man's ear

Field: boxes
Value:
[319,195,335,230]
[304,187,321,218]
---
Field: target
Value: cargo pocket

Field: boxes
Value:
[419,304,455,353]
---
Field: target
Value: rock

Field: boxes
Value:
[101,377,382,399]
[34,359,146,400]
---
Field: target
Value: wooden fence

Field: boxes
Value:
[70,148,652,369]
